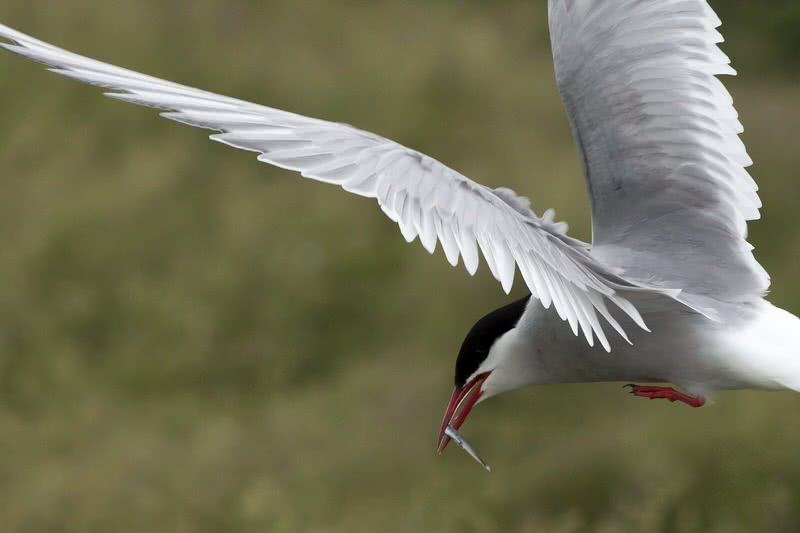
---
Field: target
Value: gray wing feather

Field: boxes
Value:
[549,0,770,310]
[0,22,684,351]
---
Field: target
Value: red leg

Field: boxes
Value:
[624,384,706,408]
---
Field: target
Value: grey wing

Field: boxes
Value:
[549,0,770,313]
[0,23,682,351]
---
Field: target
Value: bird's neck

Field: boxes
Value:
[485,302,615,396]
[481,304,586,397]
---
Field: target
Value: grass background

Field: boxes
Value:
[1,1,800,531]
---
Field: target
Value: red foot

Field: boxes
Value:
[624,384,706,408]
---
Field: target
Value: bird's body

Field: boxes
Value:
[1,0,798,466]
[502,297,800,396]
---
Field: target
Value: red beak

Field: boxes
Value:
[437,371,490,453]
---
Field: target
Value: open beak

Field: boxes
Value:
[437,371,490,453]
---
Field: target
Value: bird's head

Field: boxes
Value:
[437,295,532,453]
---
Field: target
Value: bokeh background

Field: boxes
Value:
[1,1,799,532]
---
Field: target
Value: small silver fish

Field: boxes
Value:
[444,424,491,472]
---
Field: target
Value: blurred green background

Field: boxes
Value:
[1,1,799,532]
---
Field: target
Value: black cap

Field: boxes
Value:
[454,294,531,388]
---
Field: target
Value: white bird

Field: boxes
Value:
[1,0,798,469]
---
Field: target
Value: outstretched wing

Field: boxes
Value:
[549,0,769,313]
[0,23,671,351]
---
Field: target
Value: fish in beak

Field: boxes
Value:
[444,424,491,471]
[437,371,491,469]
